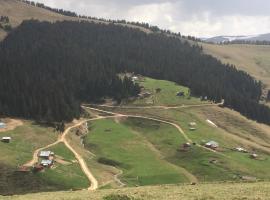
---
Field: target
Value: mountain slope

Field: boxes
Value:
[1,182,270,200]
[0,0,79,40]
[204,33,270,43]
[201,43,270,92]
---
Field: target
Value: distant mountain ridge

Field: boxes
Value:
[204,33,270,43]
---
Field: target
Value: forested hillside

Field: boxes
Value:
[0,20,269,124]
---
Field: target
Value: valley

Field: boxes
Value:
[0,1,270,199]
[1,76,269,199]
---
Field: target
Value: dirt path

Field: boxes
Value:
[85,102,223,110]
[83,107,205,183]
[84,106,228,157]
[24,116,115,191]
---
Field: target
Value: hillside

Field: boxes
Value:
[0,0,79,40]
[2,182,270,200]
[203,33,270,43]
[0,1,270,199]
[201,43,270,92]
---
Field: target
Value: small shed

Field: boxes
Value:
[250,153,258,159]
[1,137,11,143]
[205,141,219,149]
[0,122,6,129]
[189,122,197,127]
[39,151,54,159]
[235,147,248,153]
[41,160,53,167]
[183,143,191,148]
[132,76,139,82]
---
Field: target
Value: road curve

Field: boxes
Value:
[84,106,228,158]
[24,116,115,191]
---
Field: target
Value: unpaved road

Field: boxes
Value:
[24,103,221,190]
[85,102,223,110]
[24,116,114,191]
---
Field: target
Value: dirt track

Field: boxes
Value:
[23,117,114,191]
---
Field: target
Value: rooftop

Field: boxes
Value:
[206,141,219,147]
[2,137,11,140]
[39,151,52,157]
[41,160,53,166]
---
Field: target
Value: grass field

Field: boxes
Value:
[0,121,61,195]
[128,77,206,106]
[0,121,57,166]
[84,119,190,186]
[201,43,270,91]
[2,182,270,200]
[0,121,89,194]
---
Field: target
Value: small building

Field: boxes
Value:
[1,137,11,143]
[41,159,53,167]
[138,92,152,98]
[189,127,197,131]
[132,76,139,82]
[183,142,191,148]
[0,122,6,129]
[176,91,185,97]
[189,122,197,127]
[250,153,258,159]
[235,147,248,153]
[205,141,219,149]
[39,151,54,159]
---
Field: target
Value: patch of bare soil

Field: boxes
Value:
[0,118,23,133]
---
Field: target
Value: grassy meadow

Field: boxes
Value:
[84,119,190,186]
[129,77,206,106]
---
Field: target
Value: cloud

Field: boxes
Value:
[36,0,270,37]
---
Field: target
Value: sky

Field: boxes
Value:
[37,0,270,37]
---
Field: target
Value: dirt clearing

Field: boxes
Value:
[0,118,23,133]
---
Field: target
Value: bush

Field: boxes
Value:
[103,194,136,200]
[98,157,122,167]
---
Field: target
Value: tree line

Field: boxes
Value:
[0,16,12,31]
[222,40,270,45]
[18,0,204,42]
[0,20,269,124]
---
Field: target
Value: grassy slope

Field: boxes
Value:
[84,119,189,187]
[0,121,89,194]
[2,182,270,200]
[0,0,75,40]
[129,77,206,106]
[0,0,151,41]
[0,121,61,195]
[99,77,270,181]
[0,121,57,166]
[202,43,270,91]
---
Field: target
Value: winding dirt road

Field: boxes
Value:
[24,116,115,191]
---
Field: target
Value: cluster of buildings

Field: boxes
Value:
[34,150,55,171]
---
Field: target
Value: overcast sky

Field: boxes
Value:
[37,0,270,37]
